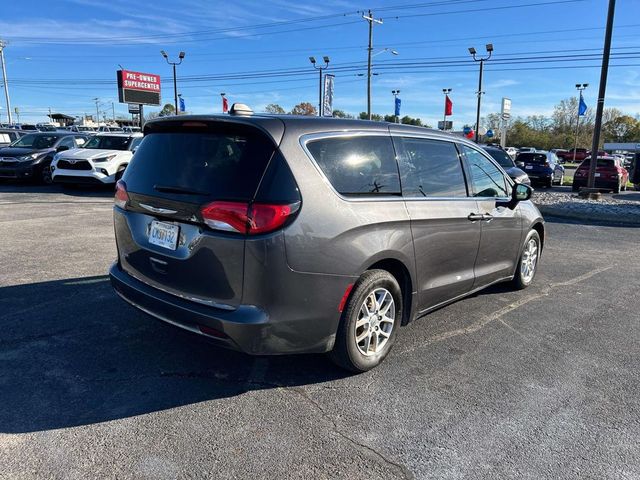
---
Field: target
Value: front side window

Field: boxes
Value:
[396,137,467,197]
[461,145,509,198]
[306,135,400,196]
[59,136,76,149]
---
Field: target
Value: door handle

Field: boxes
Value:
[482,213,494,221]
[467,213,484,221]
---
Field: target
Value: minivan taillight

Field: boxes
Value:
[115,180,129,209]
[200,201,298,235]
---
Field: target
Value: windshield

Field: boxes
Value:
[83,135,132,150]
[9,134,59,149]
[484,148,514,168]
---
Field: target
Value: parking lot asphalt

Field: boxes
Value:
[1,183,639,480]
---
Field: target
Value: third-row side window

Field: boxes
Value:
[306,135,401,196]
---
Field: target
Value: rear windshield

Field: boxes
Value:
[484,148,514,168]
[124,130,275,202]
[518,153,547,164]
[580,158,616,169]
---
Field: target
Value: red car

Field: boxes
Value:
[558,148,589,162]
[572,156,629,193]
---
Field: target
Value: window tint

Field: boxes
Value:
[518,153,548,164]
[461,145,509,198]
[124,129,275,202]
[306,135,400,196]
[483,147,514,169]
[397,137,467,197]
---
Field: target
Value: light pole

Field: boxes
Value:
[573,83,589,164]
[161,50,185,116]
[442,88,452,131]
[469,44,493,143]
[0,40,13,125]
[93,97,100,126]
[392,90,400,123]
[309,56,329,117]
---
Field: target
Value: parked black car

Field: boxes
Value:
[482,145,531,185]
[110,108,544,372]
[0,132,88,183]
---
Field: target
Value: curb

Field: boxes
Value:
[535,204,640,227]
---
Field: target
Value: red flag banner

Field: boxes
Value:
[222,96,229,113]
[445,95,453,116]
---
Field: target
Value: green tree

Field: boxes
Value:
[332,109,354,119]
[158,103,176,117]
[264,103,286,114]
[602,115,640,142]
[290,102,317,116]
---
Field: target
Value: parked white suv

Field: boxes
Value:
[51,133,143,185]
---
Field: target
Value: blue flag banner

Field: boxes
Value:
[395,97,401,116]
[179,96,186,112]
[578,92,587,116]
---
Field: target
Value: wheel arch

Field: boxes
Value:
[365,257,414,326]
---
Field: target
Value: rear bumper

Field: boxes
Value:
[573,178,619,190]
[110,262,346,355]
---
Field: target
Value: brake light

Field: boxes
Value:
[544,162,551,168]
[115,180,129,209]
[200,201,298,235]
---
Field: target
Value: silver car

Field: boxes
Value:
[110,107,544,372]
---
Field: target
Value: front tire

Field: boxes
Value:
[329,270,402,373]
[511,230,541,290]
[41,164,53,185]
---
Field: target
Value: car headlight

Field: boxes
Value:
[18,153,39,162]
[93,154,117,163]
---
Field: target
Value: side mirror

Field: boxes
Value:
[499,183,532,210]
[57,145,69,152]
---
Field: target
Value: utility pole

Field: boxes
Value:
[93,98,100,126]
[362,10,382,120]
[0,40,13,124]
[572,83,589,164]
[112,102,116,123]
[468,44,493,143]
[588,0,616,189]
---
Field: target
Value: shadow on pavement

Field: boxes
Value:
[0,181,114,198]
[0,275,347,433]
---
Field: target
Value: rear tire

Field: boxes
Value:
[511,230,541,290]
[328,270,402,373]
[613,181,621,194]
[572,183,579,192]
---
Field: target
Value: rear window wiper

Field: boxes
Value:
[153,184,209,196]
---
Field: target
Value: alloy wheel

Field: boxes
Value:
[354,288,395,356]
[520,238,539,283]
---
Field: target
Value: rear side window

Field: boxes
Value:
[461,145,509,198]
[306,135,400,196]
[396,137,467,197]
[124,129,275,202]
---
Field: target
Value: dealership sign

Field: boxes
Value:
[117,70,161,106]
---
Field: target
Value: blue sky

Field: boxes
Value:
[1,0,639,127]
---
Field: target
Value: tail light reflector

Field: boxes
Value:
[198,325,229,339]
[200,201,298,235]
[115,180,129,209]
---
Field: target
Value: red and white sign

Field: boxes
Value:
[121,70,160,93]
[117,69,161,106]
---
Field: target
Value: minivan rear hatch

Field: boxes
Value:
[115,118,283,309]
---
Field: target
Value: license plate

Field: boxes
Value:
[525,165,533,170]
[595,173,601,177]
[149,221,179,250]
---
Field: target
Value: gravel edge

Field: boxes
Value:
[536,203,640,227]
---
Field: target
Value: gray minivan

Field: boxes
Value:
[110,107,544,372]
